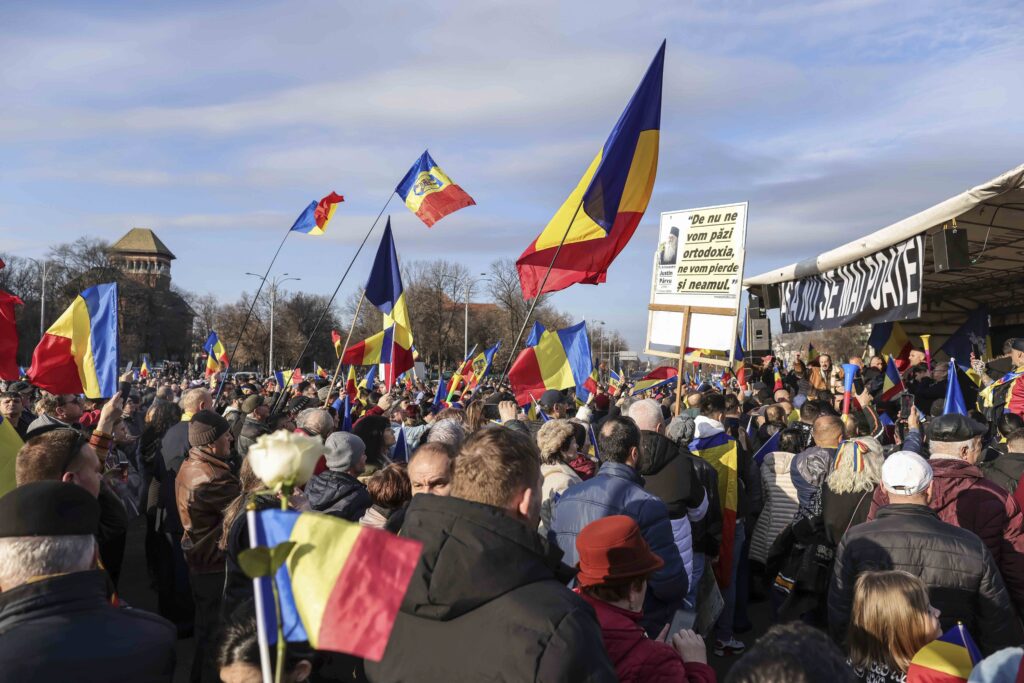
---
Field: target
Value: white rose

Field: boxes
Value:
[247,430,324,490]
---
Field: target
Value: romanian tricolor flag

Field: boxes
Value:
[342,325,412,377]
[446,345,478,402]
[869,321,913,370]
[345,366,358,401]
[580,369,600,402]
[0,415,24,497]
[139,358,150,379]
[508,321,592,407]
[248,508,421,661]
[689,429,739,587]
[359,364,377,392]
[880,356,905,402]
[331,329,343,358]
[607,369,623,397]
[28,283,119,398]
[315,362,329,380]
[773,367,784,392]
[631,366,677,396]
[979,368,1024,418]
[516,41,663,298]
[365,219,414,388]
[396,151,475,228]
[204,331,228,377]
[0,289,23,382]
[906,624,981,683]
[290,192,344,236]
[466,341,501,391]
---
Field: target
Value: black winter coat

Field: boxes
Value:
[638,430,706,519]
[365,494,617,683]
[0,570,176,682]
[305,470,372,522]
[828,504,1023,654]
[821,485,873,546]
[982,452,1024,496]
[683,451,722,556]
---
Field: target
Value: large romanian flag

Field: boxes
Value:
[204,331,228,377]
[508,321,591,406]
[396,151,475,228]
[631,366,677,395]
[364,219,414,388]
[906,624,981,682]
[290,192,344,236]
[28,283,119,398]
[689,429,739,588]
[869,321,913,370]
[249,509,421,661]
[517,41,664,298]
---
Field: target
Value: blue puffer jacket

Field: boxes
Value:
[550,461,687,634]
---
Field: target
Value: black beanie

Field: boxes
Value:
[189,409,230,448]
[0,481,99,537]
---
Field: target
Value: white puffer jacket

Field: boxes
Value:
[750,451,799,564]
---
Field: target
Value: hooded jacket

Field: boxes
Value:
[982,452,1024,498]
[869,456,1024,614]
[0,570,176,682]
[578,591,716,683]
[791,444,837,516]
[551,461,687,634]
[305,469,371,522]
[750,451,799,564]
[364,494,616,683]
[829,504,1022,654]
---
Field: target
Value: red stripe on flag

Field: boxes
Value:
[508,347,545,406]
[714,508,737,589]
[316,529,422,661]
[28,333,84,395]
[0,291,23,381]
[341,340,368,365]
[415,185,475,228]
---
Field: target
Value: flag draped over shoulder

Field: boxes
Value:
[516,41,664,298]
[364,219,414,388]
[906,624,981,683]
[249,509,421,661]
[28,283,119,398]
[0,290,24,381]
[508,321,591,406]
[396,151,475,228]
[290,192,344,236]
[689,430,739,588]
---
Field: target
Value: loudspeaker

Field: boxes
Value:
[933,227,970,273]
[747,318,771,352]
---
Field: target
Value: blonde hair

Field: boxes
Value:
[848,570,936,672]
[827,438,884,494]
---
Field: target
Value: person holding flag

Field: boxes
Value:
[204,331,228,378]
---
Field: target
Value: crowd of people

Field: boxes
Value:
[4,339,1024,682]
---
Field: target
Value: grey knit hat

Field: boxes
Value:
[324,432,365,471]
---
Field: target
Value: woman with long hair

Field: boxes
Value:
[352,414,396,473]
[822,437,884,545]
[847,570,941,682]
[463,401,489,433]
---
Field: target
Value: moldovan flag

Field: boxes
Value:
[396,151,475,228]
[331,330,343,357]
[290,192,344,236]
[28,283,119,398]
[607,369,623,397]
[248,509,421,661]
[446,345,478,402]
[508,321,591,407]
[517,41,663,298]
[631,367,677,395]
[0,416,23,497]
[364,219,414,387]
[204,331,228,377]
[906,623,980,683]
[0,290,24,381]
[466,341,501,391]
[869,322,913,370]
[689,429,739,588]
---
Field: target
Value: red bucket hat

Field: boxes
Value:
[575,515,664,588]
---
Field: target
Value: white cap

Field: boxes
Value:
[882,450,933,496]
[575,405,593,423]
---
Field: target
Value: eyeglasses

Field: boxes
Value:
[50,427,89,474]
[57,396,81,407]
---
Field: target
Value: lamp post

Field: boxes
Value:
[246,272,300,374]
[24,258,48,338]
[592,320,606,380]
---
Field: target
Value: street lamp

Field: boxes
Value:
[592,320,606,380]
[246,272,301,373]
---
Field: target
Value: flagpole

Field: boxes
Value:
[215,226,294,404]
[269,195,394,416]
[323,291,366,406]
[496,198,588,384]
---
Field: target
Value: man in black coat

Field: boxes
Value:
[828,451,1022,654]
[982,428,1024,496]
[366,426,616,683]
[0,482,176,681]
[306,432,371,521]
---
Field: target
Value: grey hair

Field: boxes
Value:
[181,387,210,414]
[618,397,636,415]
[628,399,664,432]
[666,416,696,445]
[0,535,95,590]
[929,438,976,459]
[427,419,466,449]
[296,408,334,437]
[826,438,884,494]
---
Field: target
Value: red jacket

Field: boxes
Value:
[578,591,716,683]
[869,457,1024,613]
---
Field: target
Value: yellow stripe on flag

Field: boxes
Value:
[910,639,974,677]
[0,418,24,496]
[535,330,576,392]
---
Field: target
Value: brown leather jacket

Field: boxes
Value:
[175,446,240,574]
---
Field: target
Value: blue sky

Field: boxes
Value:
[2,0,1022,353]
